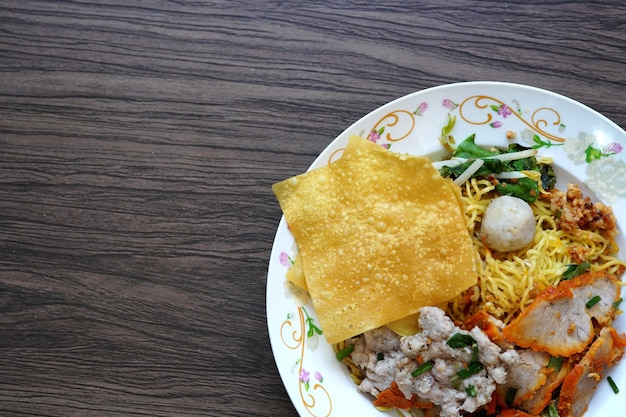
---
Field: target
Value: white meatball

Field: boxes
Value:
[480,196,536,252]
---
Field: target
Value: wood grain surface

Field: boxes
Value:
[0,1,624,416]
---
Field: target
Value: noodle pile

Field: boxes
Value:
[445,177,625,324]
[330,153,626,416]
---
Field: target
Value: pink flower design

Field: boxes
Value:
[368,127,390,148]
[367,130,381,143]
[315,371,323,382]
[490,121,503,128]
[299,368,310,383]
[606,142,623,154]
[442,99,458,110]
[497,104,512,118]
[299,368,311,391]
[298,368,310,382]
[279,252,293,267]
[414,101,428,116]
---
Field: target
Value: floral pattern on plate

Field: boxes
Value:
[279,305,331,417]
[267,82,626,417]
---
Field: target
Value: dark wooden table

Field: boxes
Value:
[1,1,624,416]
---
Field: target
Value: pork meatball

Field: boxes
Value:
[480,195,536,252]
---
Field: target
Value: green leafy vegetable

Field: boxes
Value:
[465,385,477,397]
[453,134,498,159]
[496,177,540,203]
[539,163,557,190]
[377,352,385,361]
[438,135,554,203]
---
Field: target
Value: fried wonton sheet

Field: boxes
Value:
[273,136,477,344]
[286,252,307,291]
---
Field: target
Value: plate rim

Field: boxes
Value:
[266,80,626,417]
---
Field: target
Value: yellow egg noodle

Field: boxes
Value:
[445,177,626,325]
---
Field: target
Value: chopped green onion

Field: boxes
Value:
[447,333,477,349]
[544,402,559,417]
[505,387,519,407]
[377,352,385,361]
[548,356,564,372]
[471,344,479,363]
[586,295,601,309]
[562,261,590,280]
[451,361,484,388]
[457,361,484,379]
[465,384,477,397]
[335,344,354,361]
[614,297,623,309]
[608,376,619,394]
[411,361,434,377]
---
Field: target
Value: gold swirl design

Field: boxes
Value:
[280,312,303,350]
[280,307,332,417]
[459,95,566,142]
[327,147,344,165]
[370,110,416,142]
[325,109,417,165]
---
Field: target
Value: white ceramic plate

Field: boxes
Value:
[267,81,626,417]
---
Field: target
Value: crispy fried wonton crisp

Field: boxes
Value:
[272,136,477,343]
[286,251,307,291]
